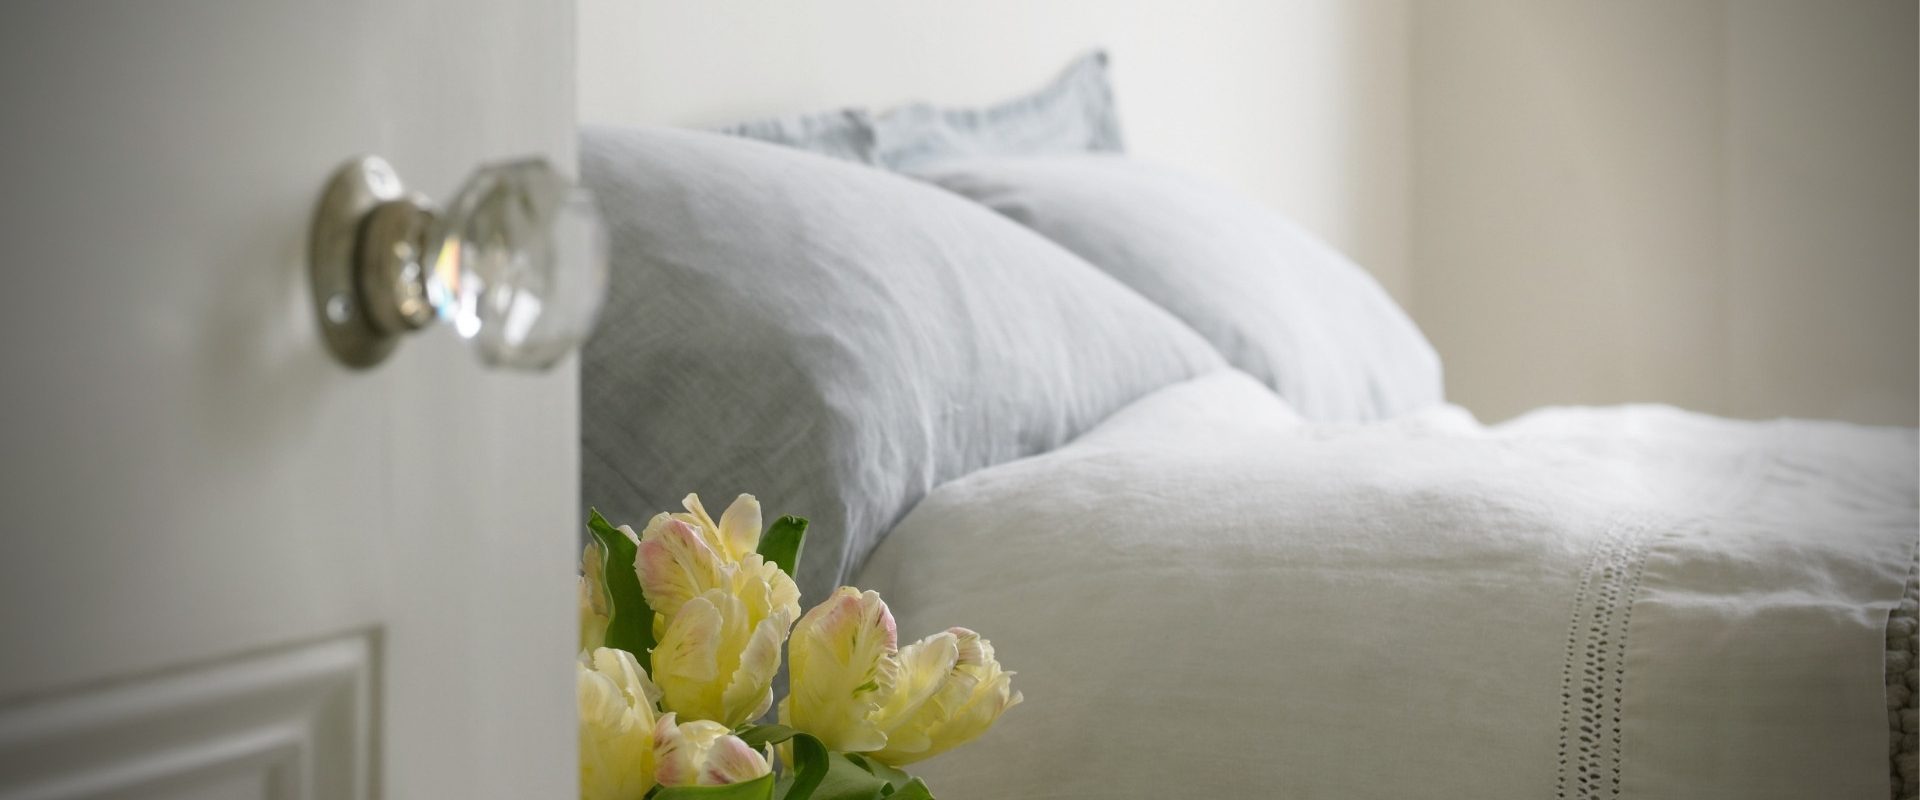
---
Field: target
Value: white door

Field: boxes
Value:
[0,3,577,798]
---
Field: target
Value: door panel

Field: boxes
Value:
[0,3,577,797]
[0,634,370,800]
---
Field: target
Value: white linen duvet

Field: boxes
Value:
[856,371,1917,799]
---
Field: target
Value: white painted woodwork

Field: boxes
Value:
[0,3,578,798]
[0,635,371,800]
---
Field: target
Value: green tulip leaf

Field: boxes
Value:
[798,752,932,800]
[843,755,913,791]
[653,773,776,800]
[587,508,657,668]
[881,778,933,800]
[757,516,808,579]
[729,724,830,800]
[735,724,801,749]
[775,731,830,800]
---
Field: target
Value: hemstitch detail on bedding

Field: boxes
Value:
[1557,517,1652,800]
[1890,546,1918,800]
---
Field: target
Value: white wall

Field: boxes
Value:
[579,1,1916,427]
[1411,0,1918,425]
[577,0,1414,303]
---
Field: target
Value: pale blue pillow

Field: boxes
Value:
[579,126,1223,601]
[716,108,877,165]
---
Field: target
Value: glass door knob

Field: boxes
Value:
[308,155,609,370]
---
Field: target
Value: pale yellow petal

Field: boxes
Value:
[578,650,658,800]
[716,493,763,562]
[589,647,662,721]
[868,631,960,759]
[720,614,787,725]
[652,594,726,721]
[680,493,729,555]
[733,554,802,626]
[578,575,608,654]
[579,541,612,653]
[783,587,898,753]
[652,587,782,728]
[864,628,1021,766]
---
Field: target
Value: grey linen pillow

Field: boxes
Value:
[716,108,878,165]
[871,50,1123,170]
[911,155,1444,422]
[580,126,1223,601]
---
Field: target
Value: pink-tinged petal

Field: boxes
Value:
[784,587,899,753]
[652,715,770,787]
[652,594,723,685]
[716,493,762,561]
[651,713,693,786]
[636,518,726,617]
[947,627,987,668]
[703,734,773,785]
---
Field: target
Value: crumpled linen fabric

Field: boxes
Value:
[859,370,1917,799]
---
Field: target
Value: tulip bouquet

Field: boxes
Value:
[578,494,1021,800]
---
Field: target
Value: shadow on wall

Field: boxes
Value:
[1411,0,1918,426]
[578,0,1914,426]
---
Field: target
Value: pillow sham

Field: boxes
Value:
[910,155,1444,421]
[870,50,1123,170]
[716,107,877,165]
[579,125,1223,600]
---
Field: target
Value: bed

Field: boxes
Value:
[575,51,1918,799]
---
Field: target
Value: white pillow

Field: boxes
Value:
[912,154,1444,422]
[579,127,1224,600]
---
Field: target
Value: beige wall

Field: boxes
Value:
[577,0,1414,303]
[580,1,1916,426]
[1412,0,1918,425]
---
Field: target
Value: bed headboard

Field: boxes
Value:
[575,0,1414,303]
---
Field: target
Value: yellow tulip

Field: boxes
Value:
[781,587,899,753]
[578,647,661,800]
[664,492,763,564]
[636,508,799,728]
[578,541,611,653]
[863,627,1022,766]
[652,713,773,787]
[650,587,790,728]
[636,507,799,624]
[730,551,802,625]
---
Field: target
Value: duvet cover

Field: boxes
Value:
[857,371,1918,799]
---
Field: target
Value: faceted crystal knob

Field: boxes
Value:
[427,159,609,370]
[308,156,608,370]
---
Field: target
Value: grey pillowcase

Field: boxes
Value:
[871,50,1123,170]
[579,126,1223,601]
[716,108,878,165]
[911,155,1444,422]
